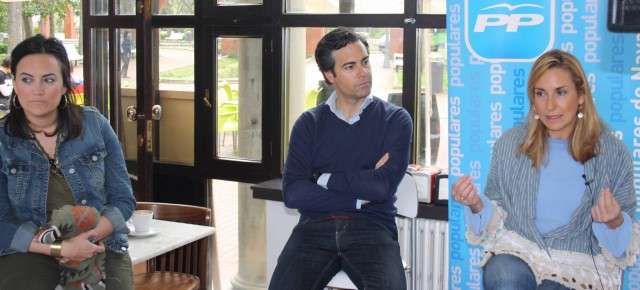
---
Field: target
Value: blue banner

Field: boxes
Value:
[447,0,640,289]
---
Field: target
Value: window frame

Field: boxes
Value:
[82,0,446,186]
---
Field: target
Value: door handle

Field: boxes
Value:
[126,105,162,122]
[151,105,162,120]
[203,88,212,108]
[126,106,141,122]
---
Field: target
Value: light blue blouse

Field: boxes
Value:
[465,129,633,258]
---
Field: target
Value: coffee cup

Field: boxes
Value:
[132,210,154,233]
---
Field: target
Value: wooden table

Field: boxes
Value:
[127,219,215,265]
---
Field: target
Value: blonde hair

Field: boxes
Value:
[518,49,602,169]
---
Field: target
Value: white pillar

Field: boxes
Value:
[230,36,267,290]
[230,183,266,290]
[231,0,308,288]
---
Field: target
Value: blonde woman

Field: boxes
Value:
[452,49,639,290]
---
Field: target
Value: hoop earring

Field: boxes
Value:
[59,95,68,109]
[12,96,21,109]
[577,104,584,119]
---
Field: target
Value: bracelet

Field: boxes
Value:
[50,241,63,258]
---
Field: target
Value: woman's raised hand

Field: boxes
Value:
[452,175,484,213]
[591,187,624,229]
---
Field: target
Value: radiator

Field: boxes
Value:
[398,218,449,290]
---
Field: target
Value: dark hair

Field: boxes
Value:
[6,34,83,139]
[1,56,9,68]
[314,27,369,85]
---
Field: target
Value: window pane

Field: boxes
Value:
[218,0,263,4]
[416,28,447,168]
[286,0,403,14]
[89,28,110,115]
[91,0,108,15]
[159,29,194,44]
[118,29,138,161]
[418,0,446,14]
[283,27,403,155]
[116,0,136,15]
[119,30,135,80]
[152,0,195,15]
[155,28,195,164]
[215,37,262,162]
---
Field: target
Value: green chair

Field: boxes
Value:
[218,108,238,151]
[219,81,238,101]
[217,82,239,151]
[305,87,322,110]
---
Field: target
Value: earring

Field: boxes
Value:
[59,95,68,109]
[533,107,539,120]
[12,96,21,109]
[577,104,584,119]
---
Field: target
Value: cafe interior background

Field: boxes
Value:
[0,0,638,289]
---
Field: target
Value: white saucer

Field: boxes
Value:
[129,228,159,237]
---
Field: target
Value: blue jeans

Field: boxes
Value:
[483,254,571,290]
[268,217,406,290]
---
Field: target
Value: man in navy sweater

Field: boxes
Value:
[269,27,413,290]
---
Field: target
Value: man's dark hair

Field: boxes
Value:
[314,27,369,85]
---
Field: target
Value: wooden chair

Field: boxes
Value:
[133,202,212,290]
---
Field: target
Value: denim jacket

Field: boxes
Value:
[0,106,136,255]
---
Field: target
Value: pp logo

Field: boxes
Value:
[466,0,554,62]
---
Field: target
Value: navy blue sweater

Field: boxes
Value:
[282,97,413,232]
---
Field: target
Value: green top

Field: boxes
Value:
[45,171,75,222]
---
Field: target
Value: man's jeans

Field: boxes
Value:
[483,254,571,290]
[268,217,406,290]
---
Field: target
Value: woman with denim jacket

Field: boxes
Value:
[0,35,136,290]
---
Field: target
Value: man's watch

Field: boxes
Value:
[310,172,321,184]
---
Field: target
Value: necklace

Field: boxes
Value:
[33,134,62,177]
[47,157,63,177]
